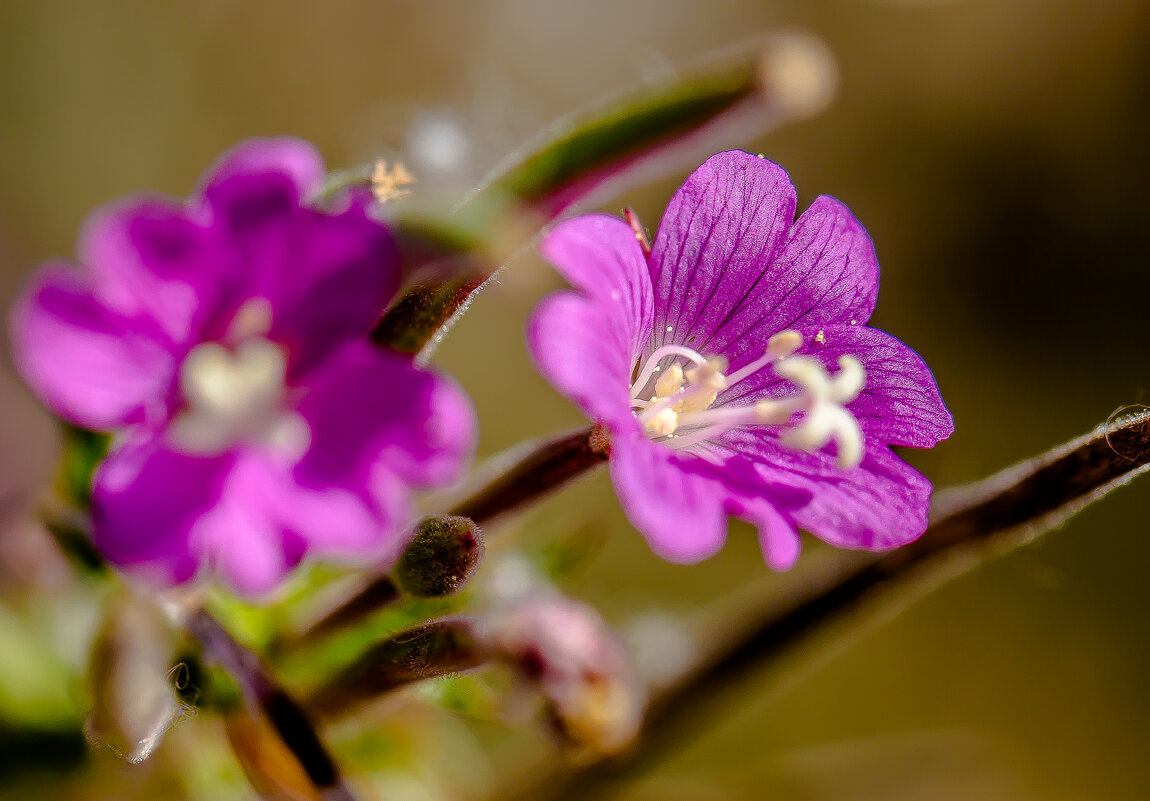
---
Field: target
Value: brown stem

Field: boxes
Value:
[304,618,487,718]
[506,410,1150,800]
[449,426,610,525]
[185,609,357,801]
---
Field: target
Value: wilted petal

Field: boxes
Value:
[12,265,177,429]
[645,151,797,362]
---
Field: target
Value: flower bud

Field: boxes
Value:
[393,515,484,598]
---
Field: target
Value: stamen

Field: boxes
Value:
[630,345,708,397]
[724,330,803,386]
[226,298,274,343]
[628,329,866,470]
[643,407,679,438]
[654,363,684,398]
[640,357,728,422]
[171,336,303,459]
[667,400,794,450]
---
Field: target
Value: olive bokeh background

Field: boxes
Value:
[0,1,1147,799]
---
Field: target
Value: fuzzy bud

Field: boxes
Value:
[393,515,485,598]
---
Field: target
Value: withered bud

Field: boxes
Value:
[393,515,484,598]
[481,594,647,755]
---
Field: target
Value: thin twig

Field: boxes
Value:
[449,426,609,524]
[506,410,1150,800]
[304,618,486,719]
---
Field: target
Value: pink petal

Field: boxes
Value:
[78,198,224,347]
[91,435,228,586]
[714,430,934,552]
[11,265,177,429]
[199,138,326,214]
[608,433,727,563]
[527,293,641,432]
[295,342,475,493]
[712,194,880,373]
[728,494,803,571]
[539,214,653,364]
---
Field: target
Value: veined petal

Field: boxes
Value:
[527,294,640,432]
[718,323,954,448]
[727,494,803,572]
[294,342,475,494]
[714,430,933,551]
[609,433,727,563]
[645,151,796,363]
[540,214,653,364]
[91,435,229,586]
[789,442,934,551]
[715,195,880,372]
[11,265,177,429]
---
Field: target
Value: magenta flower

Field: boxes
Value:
[528,151,953,569]
[12,139,474,595]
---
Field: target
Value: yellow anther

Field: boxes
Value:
[371,160,415,205]
[643,408,679,438]
[654,363,684,398]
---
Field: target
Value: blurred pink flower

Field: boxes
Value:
[529,151,952,568]
[12,139,474,595]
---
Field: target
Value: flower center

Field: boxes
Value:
[629,330,866,469]
[168,300,310,460]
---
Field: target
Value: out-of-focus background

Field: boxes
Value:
[1,1,1148,799]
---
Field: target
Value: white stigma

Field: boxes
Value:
[773,355,865,468]
[169,302,309,460]
[628,330,867,468]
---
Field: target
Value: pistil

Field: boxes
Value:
[168,301,310,460]
[628,329,867,468]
